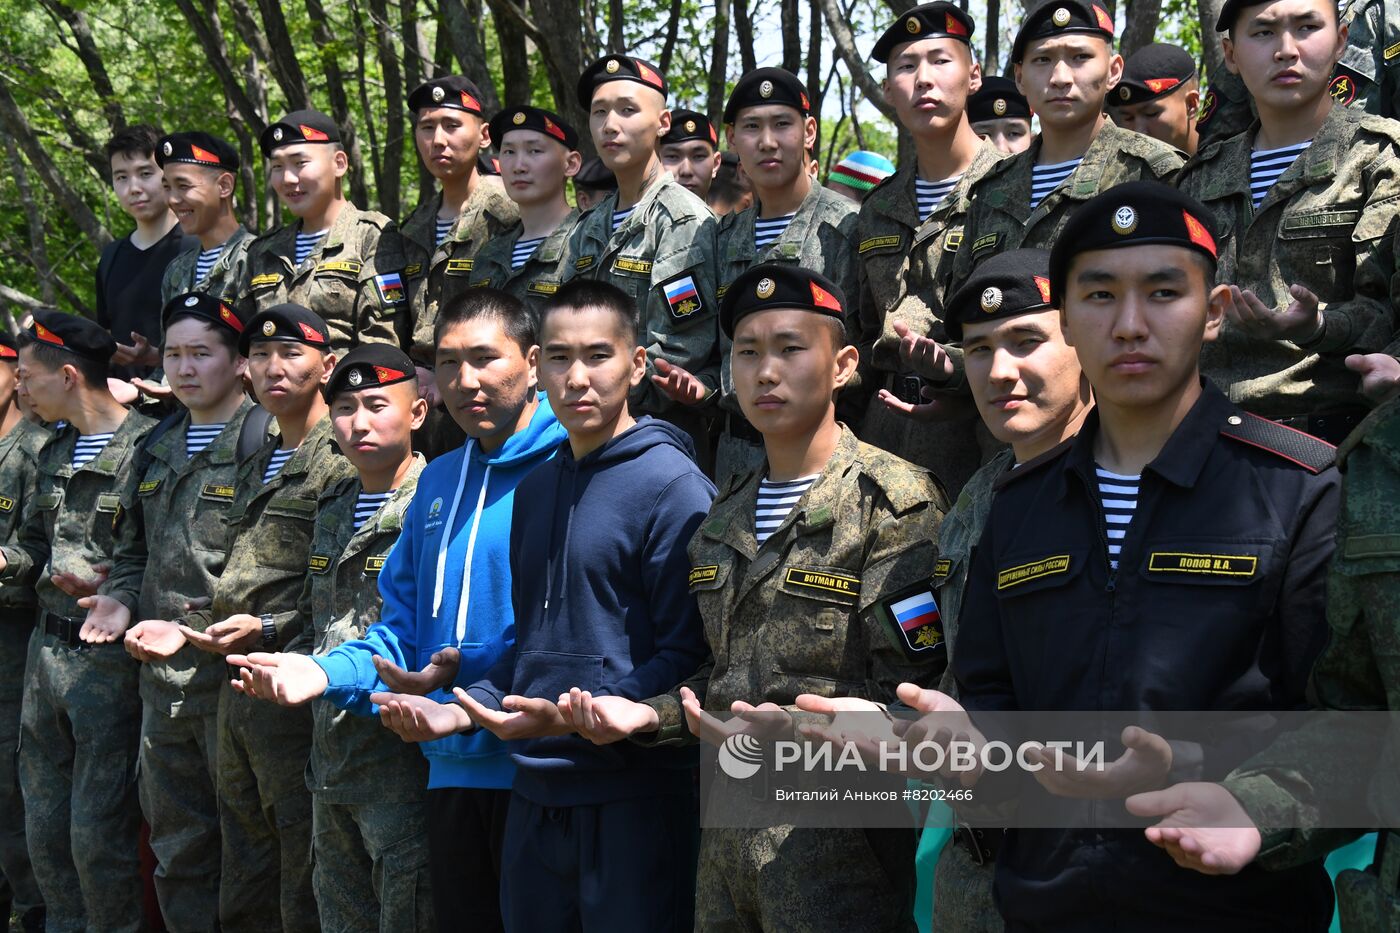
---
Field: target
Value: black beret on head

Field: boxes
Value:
[408,76,486,117]
[720,263,847,339]
[1215,0,1274,31]
[871,2,975,63]
[661,109,719,147]
[1110,43,1197,106]
[323,343,416,401]
[157,132,240,171]
[260,110,340,157]
[576,55,668,109]
[0,331,15,362]
[490,105,580,151]
[239,303,331,356]
[1013,0,1115,63]
[27,309,116,364]
[723,69,811,123]
[1048,180,1219,306]
[968,76,1032,123]
[945,249,1053,341]
[162,292,249,339]
[573,156,618,190]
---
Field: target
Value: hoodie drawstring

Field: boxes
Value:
[432,439,493,646]
[453,464,491,646]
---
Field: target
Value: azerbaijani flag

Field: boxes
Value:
[892,590,941,635]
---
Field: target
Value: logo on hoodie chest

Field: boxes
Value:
[424,496,445,534]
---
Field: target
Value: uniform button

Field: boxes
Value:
[1227,415,1242,425]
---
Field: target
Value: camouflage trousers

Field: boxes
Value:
[19,630,142,933]
[931,838,1001,933]
[0,613,40,916]
[216,686,317,932]
[140,703,220,932]
[697,825,918,933]
[860,394,991,501]
[311,796,435,933]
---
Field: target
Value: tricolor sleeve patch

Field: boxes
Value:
[662,273,703,319]
[374,272,407,306]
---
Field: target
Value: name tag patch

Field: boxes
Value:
[1387,41,1400,61]
[933,558,952,580]
[0,495,14,513]
[784,568,860,602]
[137,480,162,495]
[997,554,1070,590]
[364,555,386,575]
[309,555,331,573]
[971,233,1000,254]
[403,262,423,276]
[251,273,282,288]
[689,565,719,588]
[858,235,902,255]
[201,483,236,501]
[95,494,121,514]
[316,260,363,276]
[1147,552,1258,578]
[527,281,559,296]
[612,257,653,276]
[574,256,595,272]
[445,258,474,275]
[943,229,964,252]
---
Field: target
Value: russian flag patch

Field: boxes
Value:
[887,587,943,655]
[374,272,406,306]
[662,273,703,319]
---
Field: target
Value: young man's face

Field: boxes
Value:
[1016,36,1123,131]
[1060,243,1222,411]
[1224,0,1345,112]
[538,307,645,442]
[267,143,346,218]
[247,341,334,416]
[883,38,982,136]
[732,308,857,441]
[434,316,538,444]
[589,84,669,174]
[163,317,246,414]
[963,309,1086,449]
[498,129,578,208]
[111,151,170,224]
[1109,85,1200,153]
[971,117,1034,154]
[414,108,488,183]
[330,382,426,476]
[727,105,815,193]
[659,140,719,199]
[15,348,68,424]
[0,361,15,414]
[163,164,233,237]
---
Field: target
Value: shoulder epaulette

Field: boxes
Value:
[320,474,359,505]
[994,437,1073,490]
[1220,411,1335,473]
[1337,396,1400,466]
[854,441,942,513]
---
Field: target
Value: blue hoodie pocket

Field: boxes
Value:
[439,641,503,686]
[515,650,604,699]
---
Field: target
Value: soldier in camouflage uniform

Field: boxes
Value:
[86,294,261,931]
[1337,0,1400,118]
[158,132,254,307]
[659,109,722,201]
[178,304,352,932]
[855,3,1004,497]
[1195,68,1256,151]
[0,334,46,932]
[466,106,582,312]
[246,110,412,352]
[0,311,156,933]
[1178,0,1400,444]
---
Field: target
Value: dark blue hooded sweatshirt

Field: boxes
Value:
[464,416,715,807]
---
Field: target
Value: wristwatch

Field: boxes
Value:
[259,615,277,649]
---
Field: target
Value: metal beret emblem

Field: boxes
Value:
[184,295,199,307]
[605,59,620,74]
[1112,206,1138,234]
[262,320,276,336]
[513,111,526,125]
[432,85,445,102]
[1052,7,1072,25]
[756,277,776,299]
[272,127,283,141]
[993,98,1007,115]
[759,80,774,98]
[906,15,921,33]
[163,141,173,156]
[980,287,1003,312]
[348,369,363,386]
[1119,86,1131,100]
[685,119,697,132]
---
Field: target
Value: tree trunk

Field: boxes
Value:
[734,0,757,73]
[658,0,684,77]
[367,0,404,217]
[171,0,267,135]
[37,0,124,133]
[490,0,531,103]
[985,0,1001,74]
[781,0,801,73]
[303,0,371,208]
[1120,0,1162,57]
[706,0,733,125]
[806,0,822,159]
[504,0,591,153]
[252,0,312,110]
[440,0,503,112]
[608,0,625,51]
[1198,0,1226,81]
[3,136,55,305]
[817,0,896,119]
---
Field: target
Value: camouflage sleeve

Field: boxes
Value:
[98,460,149,613]
[160,260,182,308]
[0,479,51,587]
[636,213,721,412]
[634,657,714,748]
[281,563,317,656]
[357,226,412,350]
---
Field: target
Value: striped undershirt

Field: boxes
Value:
[434,217,454,245]
[294,230,327,265]
[1096,465,1140,571]
[185,423,226,460]
[612,206,635,232]
[915,174,961,219]
[353,490,394,530]
[755,474,819,546]
[511,236,545,269]
[72,433,114,469]
[263,447,296,484]
[1250,141,1310,208]
[194,245,223,282]
[1030,158,1082,210]
[753,213,796,251]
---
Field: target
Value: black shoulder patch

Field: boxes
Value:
[1220,412,1335,474]
[994,438,1073,490]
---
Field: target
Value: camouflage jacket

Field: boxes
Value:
[245,203,411,352]
[465,210,578,313]
[160,226,255,307]
[564,174,720,416]
[642,426,949,743]
[855,141,1005,377]
[950,122,1184,290]
[195,417,353,647]
[0,410,155,619]
[0,419,49,610]
[295,462,428,802]
[102,401,261,717]
[1196,70,1256,153]
[1337,0,1400,120]
[1178,104,1400,418]
[401,180,520,360]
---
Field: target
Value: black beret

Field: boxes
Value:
[163,292,249,339]
[239,303,332,356]
[260,110,340,157]
[661,109,718,147]
[1048,181,1219,306]
[157,132,240,171]
[720,263,847,339]
[945,249,1053,341]
[723,69,811,123]
[489,105,579,151]
[968,76,1032,123]
[576,55,668,108]
[871,2,975,63]
[1215,0,1271,31]
[323,343,416,401]
[408,76,486,117]
[1013,0,1115,63]
[27,309,116,364]
[1110,43,1197,106]
[573,156,618,190]
[0,331,17,362]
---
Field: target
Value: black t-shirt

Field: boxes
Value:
[96,223,194,379]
